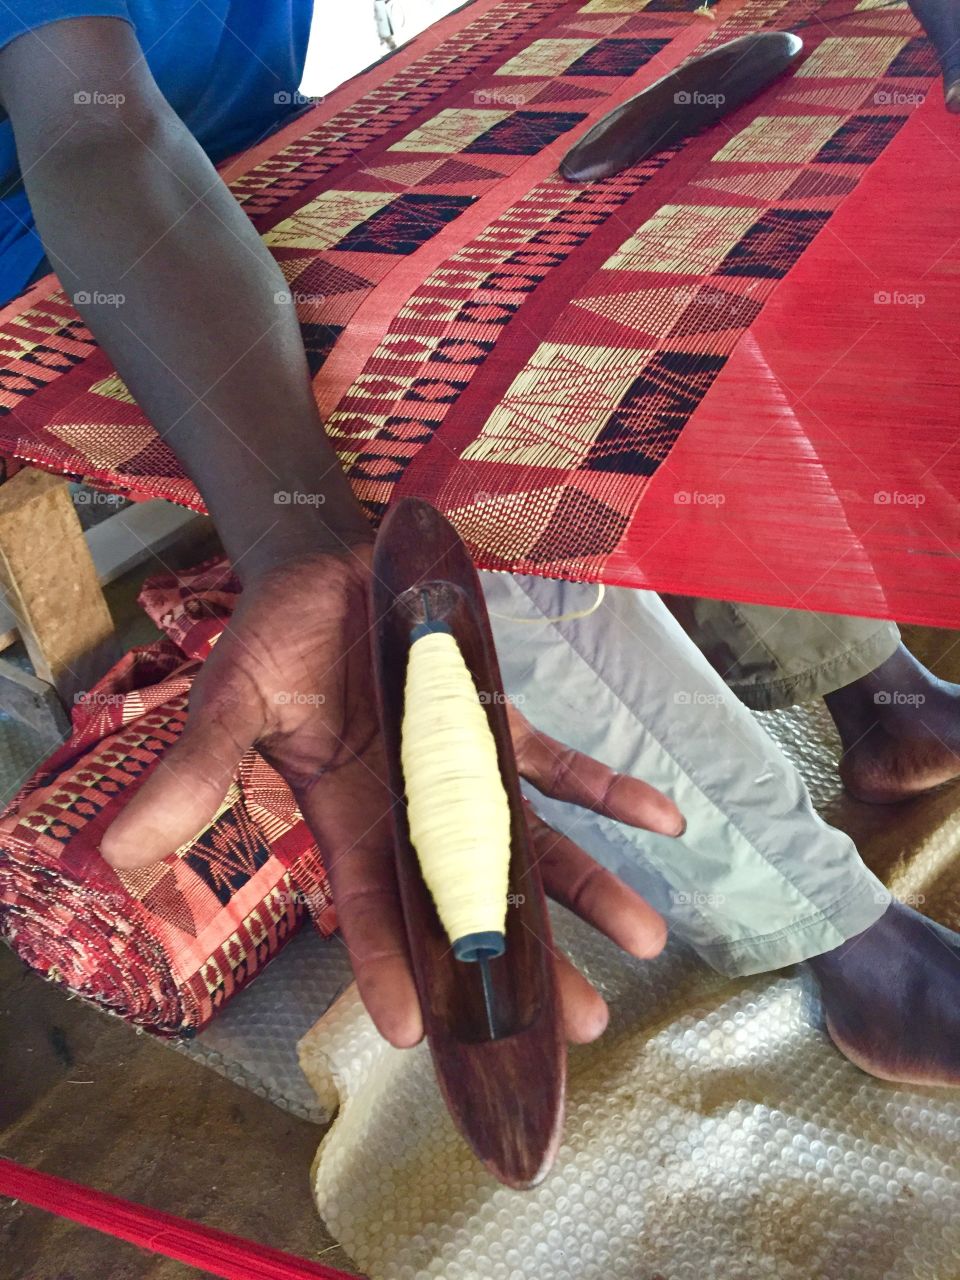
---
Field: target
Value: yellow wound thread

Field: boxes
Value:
[400,630,511,949]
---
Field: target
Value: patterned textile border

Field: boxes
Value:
[0,0,935,585]
[0,561,334,1035]
[321,0,934,578]
[228,0,562,220]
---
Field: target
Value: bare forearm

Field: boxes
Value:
[3,28,369,576]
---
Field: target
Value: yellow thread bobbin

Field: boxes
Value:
[400,621,512,965]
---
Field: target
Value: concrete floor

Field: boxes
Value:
[0,945,356,1279]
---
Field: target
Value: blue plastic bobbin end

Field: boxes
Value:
[453,931,505,963]
[410,618,453,642]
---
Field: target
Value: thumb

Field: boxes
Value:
[100,702,260,871]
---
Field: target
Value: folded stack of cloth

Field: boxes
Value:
[0,557,334,1037]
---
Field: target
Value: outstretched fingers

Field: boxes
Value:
[555,950,610,1043]
[509,707,685,838]
[526,807,668,961]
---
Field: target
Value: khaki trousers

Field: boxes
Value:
[483,576,890,978]
[665,598,901,711]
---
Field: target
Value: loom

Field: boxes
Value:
[371,497,566,1189]
[0,0,954,624]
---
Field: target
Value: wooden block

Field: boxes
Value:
[0,469,121,706]
[0,500,212,653]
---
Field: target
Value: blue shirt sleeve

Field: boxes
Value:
[0,0,313,305]
[0,1,132,54]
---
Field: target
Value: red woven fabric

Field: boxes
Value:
[0,559,334,1035]
[613,87,960,627]
[0,0,954,623]
[0,1157,360,1280]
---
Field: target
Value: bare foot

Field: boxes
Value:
[824,645,960,804]
[807,901,960,1087]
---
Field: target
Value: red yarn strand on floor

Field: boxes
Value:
[0,1157,361,1280]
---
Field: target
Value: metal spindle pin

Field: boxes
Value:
[478,954,498,1041]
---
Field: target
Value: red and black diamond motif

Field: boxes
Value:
[453,297,522,325]
[348,454,416,485]
[549,203,613,231]
[300,322,344,376]
[565,38,670,77]
[717,208,831,279]
[815,114,906,164]
[184,804,273,907]
[504,247,568,269]
[404,376,470,403]
[887,37,938,78]
[585,351,727,474]
[464,110,587,155]
[374,414,442,445]
[481,268,543,293]
[344,416,443,484]
[525,226,593,251]
[335,193,475,254]
[429,336,497,365]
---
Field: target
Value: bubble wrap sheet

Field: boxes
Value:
[298,701,960,1280]
[175,929,354,1123]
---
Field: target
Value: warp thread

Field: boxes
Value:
[0,1156,359,1280]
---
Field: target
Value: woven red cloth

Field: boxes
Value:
[0,559,334,1035]
[0,0,954,622]
[612,85,960,625]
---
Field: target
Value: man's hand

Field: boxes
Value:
[101,549,684,1049]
